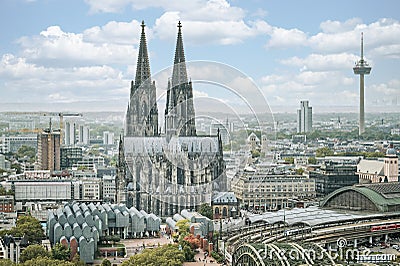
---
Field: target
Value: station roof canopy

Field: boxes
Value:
[248,206,385,227]
[321,182,400,213]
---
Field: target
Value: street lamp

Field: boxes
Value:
[219,218,222,240]
[14,237,22,264]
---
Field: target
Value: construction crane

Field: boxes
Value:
[2,112,82,144]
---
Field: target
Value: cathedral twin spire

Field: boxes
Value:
[165,21,197,137]
[126,20,158,137]
[172,21,188,87]
[135,21,151,87]
[126,20,196,138]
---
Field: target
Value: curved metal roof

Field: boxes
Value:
[320,184,400,212]
[248,206,365,227]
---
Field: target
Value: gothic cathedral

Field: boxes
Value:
[118,21,226,217]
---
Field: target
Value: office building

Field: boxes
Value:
[64,121,76,146]
[60,147,83,170]
[309,161,359,197]
[297,100,312,133]
[37,128,61,172]
[0,136,37,154]
[102,175,116,203]
[78,125,90,145]
[210,121,230,145]
[231,168,316,211]
[103,131,114,145]
[0,155,6,170]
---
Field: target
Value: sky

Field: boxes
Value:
[0,0,399,114]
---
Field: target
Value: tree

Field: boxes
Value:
[71,254,85,266]
[10,163,21,174]
[251,149,260,158]
[198,203,213,220]
[183,234,200,250]
[308,157,317,164]
[19,244,50,263]
[16,145,36,163]
[316,147,334,157]
[51,243,70,261]
[295,168,304,175]
[176,219,190,240]
[284,157,294,164]
[2,215,45,244]
[0,259,14,266]
[0,187,13,196]
[20,257,74,266]
[180,241,195,262]
[101,259,111,266]
[121,244,185,266]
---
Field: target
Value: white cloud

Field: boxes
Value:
[84,0,133,13]
[266,27,307,49]
[85,0,267,46]
[84,0,244,20]
[153,12,267,45]
[260,69,360,106]
[320,18,363,33]
[83,20,146,45]
[371,79,400,95]
[17,25,138,67]
[372,44,400,59]
[309,18,400,54]
[0,53,129,103]
[280,53,359,72]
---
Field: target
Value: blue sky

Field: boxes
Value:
[0,0,399,113]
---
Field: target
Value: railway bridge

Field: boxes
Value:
[228,183,400,265]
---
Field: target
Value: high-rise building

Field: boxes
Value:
[64,121,76,146]
[297,100,312,133]
[210,121,230,145]
[120,21,226,217]
[0,154,6,169]
[37,127,61,172]
[353,33,371,136]
[103,131,114,145]
[78,125,90,145]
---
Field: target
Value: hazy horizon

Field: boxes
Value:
[1,101,399,115]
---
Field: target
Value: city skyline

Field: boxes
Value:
[0,0,399,113]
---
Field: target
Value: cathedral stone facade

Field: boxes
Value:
[118,21,226,217]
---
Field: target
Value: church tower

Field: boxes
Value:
[165,21,197,138]
[116,135,127,204]
[126,21,158,137]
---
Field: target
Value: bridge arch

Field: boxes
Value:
[232,243,266,266]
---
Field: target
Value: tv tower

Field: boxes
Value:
[353,32,371,135]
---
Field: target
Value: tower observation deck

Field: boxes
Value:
[353,32,371,135]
